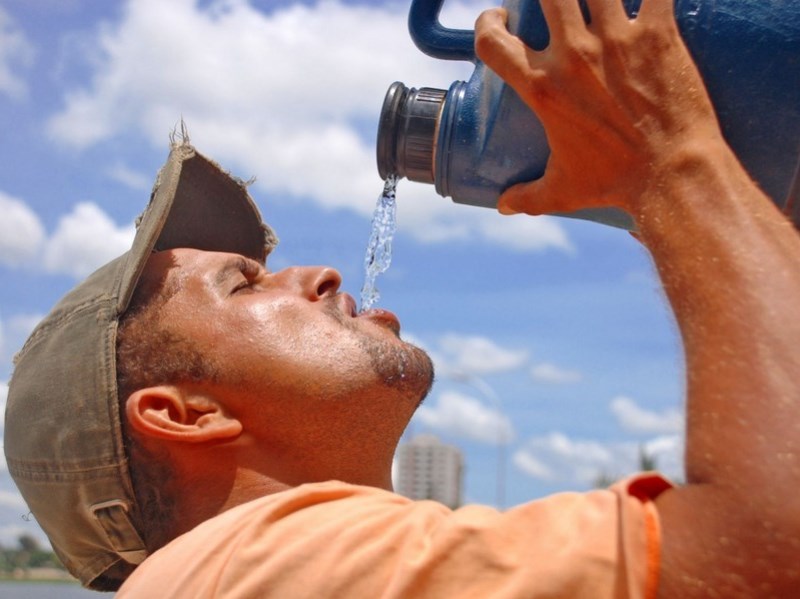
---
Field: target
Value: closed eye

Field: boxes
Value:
[220,256,268,296]
[231,278,253,294]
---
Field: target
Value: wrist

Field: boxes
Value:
[631,139,755,235]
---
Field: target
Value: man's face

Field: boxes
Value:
[136,248,433,446]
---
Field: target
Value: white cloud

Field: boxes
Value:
[0,193,133,278]
[475,211,575,253]
[610,395,683,435]
[511,398,685,486]
[43,202,135,278]
[436,333,529,376]
[1,314,44,378]
[0,490,24,510]
[643,434,684,477]
[392,181,574,253]
[8,314,42,338]
[0,7,34,99]
[512,451,553,480]
[0,192,46,267]
[513,430,684,486]
[530,362,582,384]
[415,390,514,445]
[513,432,613,484]
[46,0,469,171]
[107,162,152,191]
[45,0,573,253]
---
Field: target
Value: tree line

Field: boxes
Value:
[0,534,66,574]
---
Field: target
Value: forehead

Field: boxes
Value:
[134,248,247,307]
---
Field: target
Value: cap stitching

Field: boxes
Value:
[7,458,130,481]
[13,293,118,364]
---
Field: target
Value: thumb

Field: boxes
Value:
[497,177,557,216]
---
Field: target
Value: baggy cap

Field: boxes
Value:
[4,142,278,589]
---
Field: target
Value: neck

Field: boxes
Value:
[167,442,396,543]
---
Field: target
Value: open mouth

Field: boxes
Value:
[336,293,401,335]
[359,307,400,335]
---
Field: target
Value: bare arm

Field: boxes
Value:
[475,1,800,596]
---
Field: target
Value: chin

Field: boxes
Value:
[391,342,435,405]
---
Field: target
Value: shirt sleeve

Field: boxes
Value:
[118,474,672,599]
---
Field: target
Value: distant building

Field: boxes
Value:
[394,435,463,509]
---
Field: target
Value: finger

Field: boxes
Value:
[475,9,543,92]
[637,0,676,21]
[497,195,519,216]
[538,0,587,44]
[498,179,549,217]
[584,0,627,31]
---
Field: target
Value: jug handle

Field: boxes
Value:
[409,0,476,62]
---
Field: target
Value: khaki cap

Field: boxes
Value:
[4,142,277,589]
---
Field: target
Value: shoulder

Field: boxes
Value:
[118,477,670,598]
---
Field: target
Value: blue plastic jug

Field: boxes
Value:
[376,0,800,229]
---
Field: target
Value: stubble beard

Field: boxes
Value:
[358,334,434,407]
[324,300,434,406]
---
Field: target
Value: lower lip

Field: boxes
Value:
[359,308,400,333]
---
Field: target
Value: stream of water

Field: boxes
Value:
[359,175,398,312]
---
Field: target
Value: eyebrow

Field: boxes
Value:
[212,256,263,290]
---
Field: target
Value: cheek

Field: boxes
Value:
[220,303,372,388]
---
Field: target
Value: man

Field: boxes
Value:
[5,0,799,597]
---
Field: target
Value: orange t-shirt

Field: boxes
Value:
[118,474,670,598]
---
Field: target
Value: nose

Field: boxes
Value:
[281,266,342,301]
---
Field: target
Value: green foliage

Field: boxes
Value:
[638,445,658,472]
[0,535,66,574]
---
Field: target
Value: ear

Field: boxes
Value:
[125,386,242,443]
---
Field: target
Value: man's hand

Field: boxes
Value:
[475,0,722,218]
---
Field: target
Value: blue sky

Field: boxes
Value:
[0,0,685,547]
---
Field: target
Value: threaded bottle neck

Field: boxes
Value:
[377,82,446,183]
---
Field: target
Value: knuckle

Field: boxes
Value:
[633,21,674,52]
[475,20,505,56]
[599,29,628,53]
[563,37,601,66]
[527,74,553,102]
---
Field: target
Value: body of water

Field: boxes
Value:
[0,581,108,598]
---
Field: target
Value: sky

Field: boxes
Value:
[0,0,686,548]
